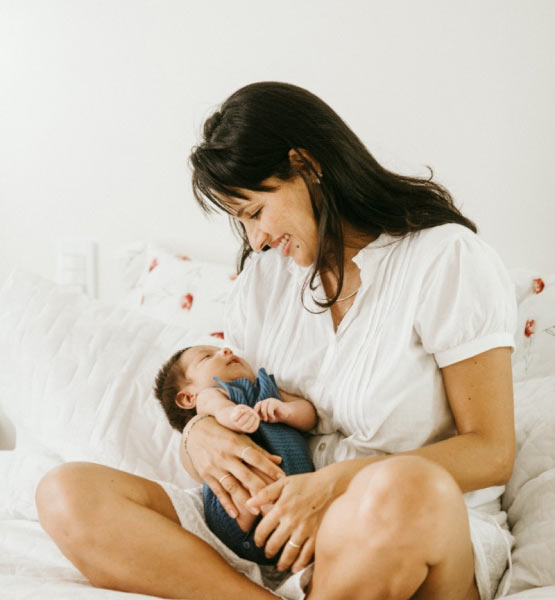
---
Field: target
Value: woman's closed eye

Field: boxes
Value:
[249,208,262,220]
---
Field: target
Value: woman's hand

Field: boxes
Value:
[245,464,353,573]
[185,416,285,519]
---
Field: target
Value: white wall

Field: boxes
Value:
[1,0,554,302]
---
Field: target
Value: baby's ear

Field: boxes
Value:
[176,390,196,410]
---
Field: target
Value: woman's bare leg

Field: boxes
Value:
[36,462,277,600]
[308,456,480,600]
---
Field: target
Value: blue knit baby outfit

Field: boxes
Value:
[203,368,315,565]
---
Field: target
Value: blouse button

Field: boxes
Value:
[318,442,327,451]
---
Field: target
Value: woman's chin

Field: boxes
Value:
[292,253,314,268]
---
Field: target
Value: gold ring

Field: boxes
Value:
[240,447,252,461]
[219,474,232,485]
[287,540,302,548]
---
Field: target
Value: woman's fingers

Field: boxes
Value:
[291,536,315,573]
[261,518,314,571]
[264,520,295,560]
[246,478,284,514]
[239,444,284,482]
[249,466,276,487]
[228,459,272,496]
[252,504,281,548]
[205,474,244,518]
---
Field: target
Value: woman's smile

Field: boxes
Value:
[274,233,291,256]
[228,175,319,267]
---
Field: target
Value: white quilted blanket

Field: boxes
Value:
[0,269,554,599]
[0,520,155,599]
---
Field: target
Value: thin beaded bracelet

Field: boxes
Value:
[182,414,213,459]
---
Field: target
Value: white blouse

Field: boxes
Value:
[225,223,517,509]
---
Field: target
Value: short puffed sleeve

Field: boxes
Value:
[414,230,517,367]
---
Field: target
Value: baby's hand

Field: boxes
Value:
[225,404,260,433]
[254,398,290,423]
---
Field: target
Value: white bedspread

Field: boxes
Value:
[0,269,553,599]
[0,517,554,600]
[0,519,158,600]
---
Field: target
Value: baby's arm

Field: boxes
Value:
[196,388,260,433]
[255,390,318,431]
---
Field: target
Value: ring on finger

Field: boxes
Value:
[240,447,252,461]
[219,474,233,485]
[287,539,302,549]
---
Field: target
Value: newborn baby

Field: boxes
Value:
[154,345,316,564]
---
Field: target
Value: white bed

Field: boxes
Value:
[0,243,554,599]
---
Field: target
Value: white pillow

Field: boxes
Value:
[0,269,208,497]
[500,375,555,594]
[120,243,237,341]
[0,444,62,521]
[510,269,555,382]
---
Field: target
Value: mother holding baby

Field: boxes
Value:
[37,82,516,600]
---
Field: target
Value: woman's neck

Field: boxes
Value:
[322,227,378,279]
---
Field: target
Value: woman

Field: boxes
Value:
[36,82,516,600]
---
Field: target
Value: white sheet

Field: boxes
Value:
[0,516,554,600]
[0,519,160,599]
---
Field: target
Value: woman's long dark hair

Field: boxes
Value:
[190,81,477,307]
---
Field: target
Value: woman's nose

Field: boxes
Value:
[245,223,267,252]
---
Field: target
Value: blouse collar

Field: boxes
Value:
[285,232,404,286]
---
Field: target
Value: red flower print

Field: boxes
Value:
[524,319,536,338]
[148,258,159,272]
[229,274,238,281]
[532,278,545,294]
[140,296,145,305]
[181,293,194,311]
[178,255,191,261]
[210,332,225,340]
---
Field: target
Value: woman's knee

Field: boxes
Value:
[36,462,179,541]
[354,456,458,506]
[312,457,469,599]
[337,456,463,543]
[36,462,118,542]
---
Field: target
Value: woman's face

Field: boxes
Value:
[227,175,319,267]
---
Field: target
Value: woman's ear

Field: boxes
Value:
[176,390,196,410]
[288,148,322,179]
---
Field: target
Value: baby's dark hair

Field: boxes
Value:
[154,347,196,432]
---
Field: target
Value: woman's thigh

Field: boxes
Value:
[36,461,181,553]
[308,456,479,600]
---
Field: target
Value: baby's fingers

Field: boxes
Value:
[268,402,278,420]
[255,401,269,421]
[245,412,260,432]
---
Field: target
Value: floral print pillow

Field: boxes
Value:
[130,244,237,341]
[511,269,555,382]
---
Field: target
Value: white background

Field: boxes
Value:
[1,0,554,302]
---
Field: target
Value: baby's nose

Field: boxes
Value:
[221,347,232,356]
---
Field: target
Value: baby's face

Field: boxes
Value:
[180,345,255,392]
